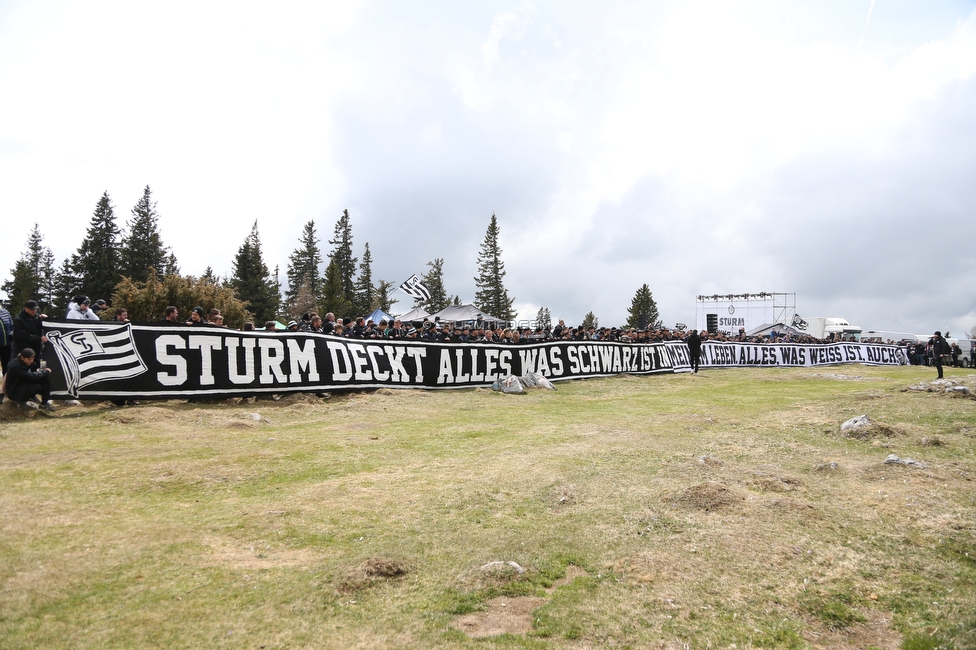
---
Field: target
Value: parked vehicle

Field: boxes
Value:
[802,317,862,341]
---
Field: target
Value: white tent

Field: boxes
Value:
[429,304,507,327]
[396,306,430,323]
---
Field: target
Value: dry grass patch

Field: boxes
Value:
[1,366,974,649]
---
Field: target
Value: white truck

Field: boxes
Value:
[801,317,862,341]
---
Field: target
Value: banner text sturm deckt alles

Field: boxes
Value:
[41,322,908,400]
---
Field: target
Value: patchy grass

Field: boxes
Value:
[1,366,975,648]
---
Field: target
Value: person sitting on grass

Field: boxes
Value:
[2,347,55,412]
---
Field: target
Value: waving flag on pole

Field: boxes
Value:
[398,274,431,301]
[792,314,808,331]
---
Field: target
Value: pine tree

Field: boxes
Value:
[228,221,279,323]
[473,213,515,321]
[286,220,323,306]
[373,280,398,313]
[163,251,180,276]
[51,257,83,315]
[120,186,174,281]
[202,266,219,285]
[283,277,320,321]
[328,209,357,307]
[536,307,552,329]
[2,224,55,310]
[581,312,599,330]
[626,284,661,329]
[420,258,449,313]
[320,258,352,318]
[271,265,282,318]
[353,243,374,316]
[74,191,122,304]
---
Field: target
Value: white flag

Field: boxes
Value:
[398,274,431,301]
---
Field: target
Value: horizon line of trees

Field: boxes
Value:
[6,189,643,328]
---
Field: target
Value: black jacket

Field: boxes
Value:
[11,308,44,360]
[3,355,50,396]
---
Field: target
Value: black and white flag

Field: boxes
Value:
[398,274,432,301]
[47,323,148,396]
[792,314,809,330]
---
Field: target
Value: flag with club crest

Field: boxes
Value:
[46,323,148,396]
[398,274,432,301]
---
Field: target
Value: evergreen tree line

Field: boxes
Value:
[3,191,598,329]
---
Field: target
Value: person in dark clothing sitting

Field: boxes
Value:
[3,347,55,411]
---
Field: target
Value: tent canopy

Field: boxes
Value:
[366,308,392,324]
[396,306,430,323]
[429,304,507,326]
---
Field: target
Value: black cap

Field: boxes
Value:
[24,300,39,309]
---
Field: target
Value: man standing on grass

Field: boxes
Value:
[930,331,951,379]
[688,329,704,374]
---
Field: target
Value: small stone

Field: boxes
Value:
[480,561,526,574]
[841,415,870,431]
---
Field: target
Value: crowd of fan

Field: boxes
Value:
[146,305,892,347]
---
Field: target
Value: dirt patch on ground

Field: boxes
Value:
[452,596,547,638]
[452,565,589,638]
[669,481,745,512]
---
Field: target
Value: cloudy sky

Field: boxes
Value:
[2,0,975,335]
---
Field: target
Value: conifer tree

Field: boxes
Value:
[473,213,515,321]
[286,220,323,306]
[320,258,352,317]
[2,224,55,310]
[373,279,398,313]
[228,221,279,323]
[625,284,661,329]
[581,311,599,330]
[284,277,319,321]
[354,243,374,316]
[51,258,83,315]
[327,209,357,307]
[420,258,449,313]
[120,186,175,281]
[536,307,552,329]
[74,191,122,303]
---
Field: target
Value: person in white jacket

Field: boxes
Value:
[66,296,100,321]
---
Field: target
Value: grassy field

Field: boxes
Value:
[1,365,975,649]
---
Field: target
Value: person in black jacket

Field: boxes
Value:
[930,331,951,379]
[3,347,54,411]
[11,300,47,368]
[687,329,703,374]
